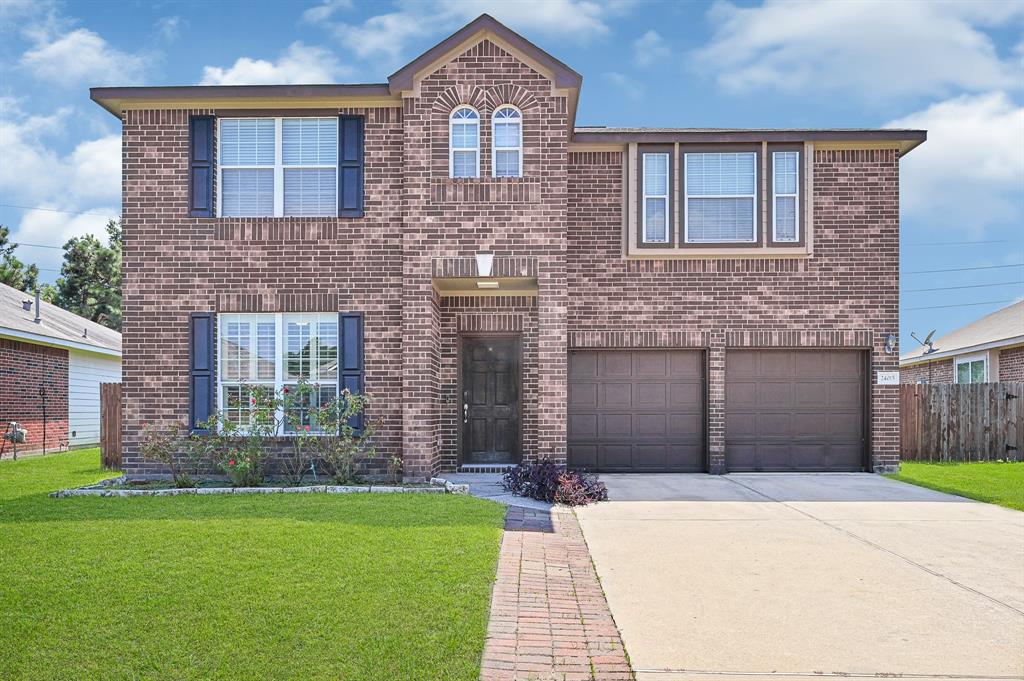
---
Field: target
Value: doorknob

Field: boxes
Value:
[463,403,468,424]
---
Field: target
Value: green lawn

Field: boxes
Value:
[0,449,505,680]
[888,461,1024,511]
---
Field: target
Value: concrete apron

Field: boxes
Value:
[576,473,1024,681]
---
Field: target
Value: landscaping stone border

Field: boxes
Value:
[50,478,470,498]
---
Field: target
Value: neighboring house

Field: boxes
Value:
[0,284,122,453]
[91,15,925,478]
[900,300,1024,384]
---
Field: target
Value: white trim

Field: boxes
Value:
[772,150,799,243]
[954,352,988,384]
[899,334,1024,366]
[641,152,670,244]
[491,105,522,178]
[449,105,480,178]
[683,151,758,244]
[0,329,121,357]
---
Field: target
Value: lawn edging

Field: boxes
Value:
[50,477,471,498]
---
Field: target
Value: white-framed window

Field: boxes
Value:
[772,151,799,242]
[642,153,670,243]
[492,106,522,178]
[218,312,339,433]
[955,354,988,384]
[449,106,480,178]
[684,152,757,243]
[218,117,338,218]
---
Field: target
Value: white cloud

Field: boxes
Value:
[20,27,149,86]
[436,0,623,41]
[887,92,1024,233]
[156,16,182,42]
[199,42,355,85]
[632,30,669,67]
[694,0,1024,100]
[329,11,435,62]
[302,0,353,24]
[603,72,643,101]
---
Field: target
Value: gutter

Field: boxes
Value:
[0,329,122,358]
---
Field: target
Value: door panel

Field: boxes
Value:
[462,337,520,465]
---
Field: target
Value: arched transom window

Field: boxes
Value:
[492,106,522,178]
[449,106,480,178]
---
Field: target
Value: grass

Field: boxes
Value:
[888,461,1024,511]
[0,449,506,680]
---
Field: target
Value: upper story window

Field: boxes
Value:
[642,153,669,243]
[955,354,987,384]
[492,106,522,178]
[684,152,757,243]
[450,107,480,178]
[218,117,338,217]
[772,151,799,242]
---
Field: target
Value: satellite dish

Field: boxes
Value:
[924,330,935,345]
[910,330,937,354]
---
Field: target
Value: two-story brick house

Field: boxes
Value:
[92,15,925,479]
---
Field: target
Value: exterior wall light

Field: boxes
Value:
[884,334,897,354]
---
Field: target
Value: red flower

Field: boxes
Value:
[250,397,257,405]
[282,387,289,394]
[303,425,311,432]
[228,459,235,466]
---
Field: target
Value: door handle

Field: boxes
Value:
[463,403,468,424]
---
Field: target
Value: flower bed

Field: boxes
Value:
[50,477,470,498]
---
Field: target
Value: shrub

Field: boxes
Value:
[139,421,200,488]
[502,459,608,506]
[307,390,377,484]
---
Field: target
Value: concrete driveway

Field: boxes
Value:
[575,474,1024,681]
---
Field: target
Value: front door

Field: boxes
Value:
[462,336,520,464]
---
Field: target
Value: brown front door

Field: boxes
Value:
[462,337,520,465]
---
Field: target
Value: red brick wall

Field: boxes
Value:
[0,339,68,453]
[567,149,901,472]
[999,346,1024,381]
[901,359,954,384]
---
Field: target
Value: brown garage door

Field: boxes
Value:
[568,350,705,472]
[726,350,866,472]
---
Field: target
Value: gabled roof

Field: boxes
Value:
[0,283,121,357]
[388,14,582,93]
[901,299,1024,365]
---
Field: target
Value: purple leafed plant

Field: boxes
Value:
[502,459,608,506]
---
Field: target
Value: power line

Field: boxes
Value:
[903,239,1018,246]
[0,204,119,218]
[904,263,1024,274]
[905,299,1016,311]
[902,281,1024,293]
[10,242,63,250]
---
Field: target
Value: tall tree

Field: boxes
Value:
[0,225,41,292]
[54,219,122,330]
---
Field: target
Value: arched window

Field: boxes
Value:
[492,106,522,178]
[449,106,480,178]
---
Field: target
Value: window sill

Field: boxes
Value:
[625,244,811,259]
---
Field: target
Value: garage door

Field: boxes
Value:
[568,350,705,472]
[726,350,866,472]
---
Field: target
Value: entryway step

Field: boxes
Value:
[457,464,516,474]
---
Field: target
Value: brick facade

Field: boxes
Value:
[0,339,69,453]
[903,346,1024,384]
[999,346,1024,381]
[117,31,908,477]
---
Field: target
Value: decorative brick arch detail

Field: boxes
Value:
[431,85,489,115]
[484,84,539,113]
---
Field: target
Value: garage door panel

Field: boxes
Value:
[726,382,757,407]
[727,411,758,437]
[794,381,829,407]
[756,381,792,406]
[828,412,862,439]
[830,352,863,378]
[794,350,831,377]
[569,350,705,472]
[792,444,828,469]
[829,382,861,407]
[758,412,792,437]
[757,352,792,377]
[830,444,863,469]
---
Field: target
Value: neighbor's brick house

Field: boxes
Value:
[92,15,925,478]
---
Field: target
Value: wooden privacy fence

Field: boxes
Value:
[99,382,122,469]
[900,382,1023,462]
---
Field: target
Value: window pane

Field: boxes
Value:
[452,150,477,177]
[221,321,251,381]
[318,320,338,381]
[644,197,667,243]
[451,122,478,149]
[971,360,986,383]
[284,168,337,217]
[644,154,668,196]
[285,320,313,380]
[774,151,798,194]
[256,322,275,380]
[282,118,338,166]
[688,197,755,242]
[957,363,971,383]
[221,385,250,427]
[775,196,797,242]
[221,168,274,217]
[687,152,755,195]
[494,121,520,149]
[283,384,338,433]
[495,150,520,177]
[219,119,275,166]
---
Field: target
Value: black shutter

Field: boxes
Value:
[338,115,364,218]
[189,312,215,434]
[188,116,215,217]
[339,312,364,432]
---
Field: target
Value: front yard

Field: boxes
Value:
[888,461,1024,511]
[0,449,505,680]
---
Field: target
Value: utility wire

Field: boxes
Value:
[904,263,1024,274]
[0,204,119,217]
[903,239,1018,246]
[905,299,1016,311]
[9,242,63,250]
[902,281,1024,293]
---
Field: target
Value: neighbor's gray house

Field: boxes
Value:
[90,14,925,478]
[901,300,1024,384]
[0,283,122,453]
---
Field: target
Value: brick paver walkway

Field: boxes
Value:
[480,506,633,681]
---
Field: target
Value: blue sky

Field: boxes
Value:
[1,0,1021,350]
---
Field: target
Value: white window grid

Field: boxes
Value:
[642,152,670,244]
[217,117,338,218]
[683,152,758,244]
[217,312,339,434]
[449,106,480,178]
[492,105,523,178]
[954,353,988,384]
[772,151,800,242]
